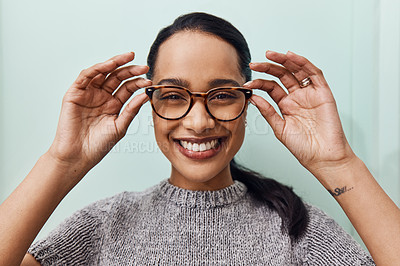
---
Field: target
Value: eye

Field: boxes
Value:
[160,93,186,100]
[209,91,238,101]
[156,90,189,105]
[214,93,235,99]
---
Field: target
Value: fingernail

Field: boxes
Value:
[139,65,150,70]
[243,80,254,87]
[123,51,135,57]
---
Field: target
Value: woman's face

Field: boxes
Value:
[151,31,247,190]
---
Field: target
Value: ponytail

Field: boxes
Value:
[230,158,309,240]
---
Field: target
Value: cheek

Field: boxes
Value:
[153,114,176,153]
[226,117,246,153]
[234,110,248,142]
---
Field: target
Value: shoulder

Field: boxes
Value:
[27,181,163,264]
[83,180,167,224]
[31,181,161,237]
[79,179,163,214]
[295,204,375,265]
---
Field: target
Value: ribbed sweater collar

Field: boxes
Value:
[158,178,247,209]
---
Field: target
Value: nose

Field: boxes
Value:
[181,98,215,133]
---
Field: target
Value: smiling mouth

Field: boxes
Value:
[173,137,226,160]
[174,137,225,152]
[179,139,220,152]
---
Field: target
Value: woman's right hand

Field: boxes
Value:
[0,53,152,266]
[48,52,151,174]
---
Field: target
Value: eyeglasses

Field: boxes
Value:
[145,85,252,121]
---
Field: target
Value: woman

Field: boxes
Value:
[1,12,399,265]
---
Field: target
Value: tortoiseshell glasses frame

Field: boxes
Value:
[145,85,253,122]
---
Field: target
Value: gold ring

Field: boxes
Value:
[299,77,312,88]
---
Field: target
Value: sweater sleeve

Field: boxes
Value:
[27,193,124,266]
[297,204,375,265]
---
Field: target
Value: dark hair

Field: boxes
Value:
[147,12,251,82]
[230,159,309,240]
[147,12,309,240]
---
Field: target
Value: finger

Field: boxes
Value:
[265,51,309,83]
[243,79,287,105]
[285,51,329,88]
[250,95,284,138]
[72,52,135,90]
[102,65,149,94]
[249,62,299,92]
[115,93,149,137]
[113,78,152,105]
[87,73,107,89]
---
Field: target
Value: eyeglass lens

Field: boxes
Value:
[152,87,247,120]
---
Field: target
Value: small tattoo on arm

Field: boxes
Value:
[328,186,354,197]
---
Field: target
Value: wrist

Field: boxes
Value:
[40,151,88,189]
[307,153,363,189]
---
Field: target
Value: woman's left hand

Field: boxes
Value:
[245,51,400,266]
[244,51,356,174]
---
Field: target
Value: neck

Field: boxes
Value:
[169,165,234,191]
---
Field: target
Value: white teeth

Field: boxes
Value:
[211,140,216,147]
[199,143,206,151]
[181,141,188,149]
[205,142,211,150]
[192,143,199,152]
[179,139,220,152]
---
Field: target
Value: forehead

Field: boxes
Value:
[153,31,245,88]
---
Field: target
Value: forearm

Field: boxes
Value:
[311,156,400,266]
[0,152,86,266]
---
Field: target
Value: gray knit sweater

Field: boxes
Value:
[28,179,375,265]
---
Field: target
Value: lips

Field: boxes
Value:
[173,137,226,160]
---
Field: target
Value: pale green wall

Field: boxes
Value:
[0,0,4,197]
[376,0,400,211]
[0,0,398,247]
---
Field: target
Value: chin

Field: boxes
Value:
[170,162,232,188]
[177,164,226,180]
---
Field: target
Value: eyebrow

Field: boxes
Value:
[157,78,190,87]
[208,79,241,88]
[157,78,241,88]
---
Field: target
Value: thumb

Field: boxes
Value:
[250,95,285,138]
[115,93,148,137]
